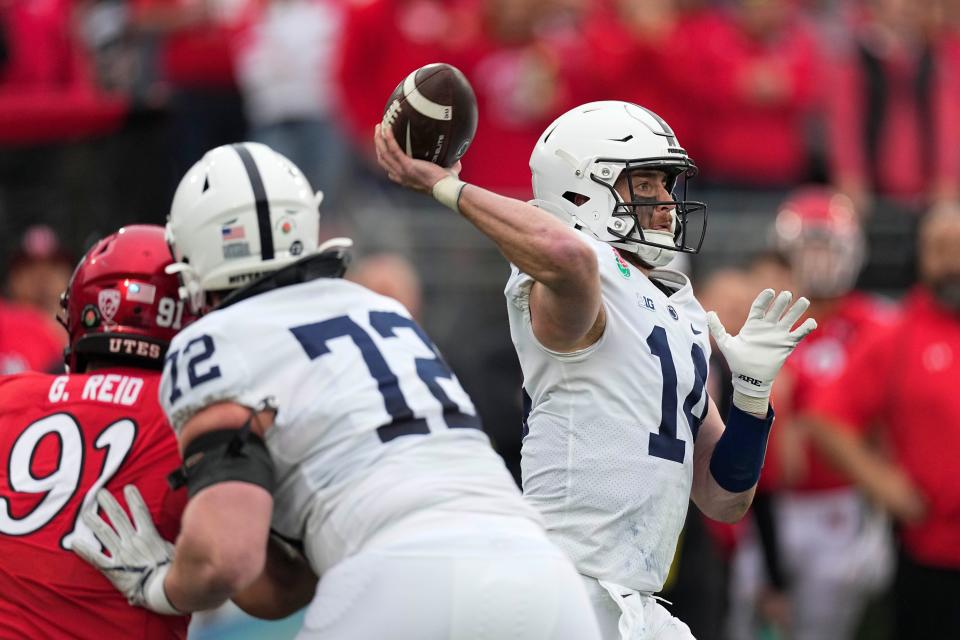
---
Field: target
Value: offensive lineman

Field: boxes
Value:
[0,225,193,639]
[375,101,817,639]
[74,143,601,639]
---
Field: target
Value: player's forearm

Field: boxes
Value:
[165,546,237,611]
[694,474,756,523]
[457,185,598,291]
[807,419,925,521]
[692,437,757,523]
[692,401,771,523]
[164,485,271,612]
[231,537,318,620]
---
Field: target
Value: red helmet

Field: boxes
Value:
[59,225,196,373]
[773,187,865,299]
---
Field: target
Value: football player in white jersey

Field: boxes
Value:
[71,142,601,640]
[374,101,818,639]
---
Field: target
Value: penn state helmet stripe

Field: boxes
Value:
[232,143,274,260]
[637,105,678,147]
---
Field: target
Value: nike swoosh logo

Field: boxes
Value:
[691,324,702,335]
[406,123,414,157]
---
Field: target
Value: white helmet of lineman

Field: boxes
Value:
[530,101,707,268]
[166,142,323,313]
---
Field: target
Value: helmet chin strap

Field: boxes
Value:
[627,230,677,268]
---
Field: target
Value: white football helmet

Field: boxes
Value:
[530,101,706,268]
[166,142,323,313]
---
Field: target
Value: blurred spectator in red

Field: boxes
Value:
[6,225,73,324]
[0,298,63,373]
[826,0,960,214]
[808,209,960,639]
[336,0,474,154]
[0,0,126,144]
[235,0,352,209]
[578,0,701,162]
[131,0,249,171]
[674,0,821,187]
[337,0,591,196]
[452,0,589,195]
[729,188,895,640]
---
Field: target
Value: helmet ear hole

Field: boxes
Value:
[563,192,590,207]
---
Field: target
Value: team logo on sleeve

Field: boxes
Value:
[612,247,631,279]
[98,289,121,323]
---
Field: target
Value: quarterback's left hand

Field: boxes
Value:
[707,289,817,414]
[72,485,181,615]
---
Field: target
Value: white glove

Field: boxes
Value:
[707,289,817,415]
[72,485,181,615]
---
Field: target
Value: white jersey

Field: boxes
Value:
[161,277,538,575]
[506,233,711,593]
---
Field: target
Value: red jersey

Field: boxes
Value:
[0,369,188,639]
[808,288,960,568]
[768,293,895,492]
[0,301,65,374]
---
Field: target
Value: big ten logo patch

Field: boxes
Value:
[636,293,656,311]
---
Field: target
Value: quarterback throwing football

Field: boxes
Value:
[375,101,817,639]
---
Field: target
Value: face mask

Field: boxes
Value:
[930,276,960,312]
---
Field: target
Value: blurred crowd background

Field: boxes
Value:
[2,0,959,638]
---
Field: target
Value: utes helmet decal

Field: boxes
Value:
[773,187,865,299]
[530,101,707,268]
[167,142,323,313]
[60,224,197,373]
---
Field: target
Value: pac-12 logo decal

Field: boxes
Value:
[668,305,679,321]
[98,289,121,323]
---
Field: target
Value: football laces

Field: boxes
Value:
[383,100,402,127]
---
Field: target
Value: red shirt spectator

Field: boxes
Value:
[336,0,474,149]
[577,1,700,165]
[674,4,820,186]
[337,0,592,195]
[0,370,188,639]
[765,292,895,492]
[826,13,960,209]
[0,0,126,144]
[0,300,64,373]
[809,288,960,568]
[132,0,249,88]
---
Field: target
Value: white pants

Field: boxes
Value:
[727,488,893,640]
[581,576,695,640]
[296,511,601,640]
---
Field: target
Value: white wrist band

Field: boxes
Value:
[143,564,181,615]
[732,389,770,416]
[432,176,467,213]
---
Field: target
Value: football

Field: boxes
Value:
[382,63,478,168]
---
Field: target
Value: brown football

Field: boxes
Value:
[382,63,478,168]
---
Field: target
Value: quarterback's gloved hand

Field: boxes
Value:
[72,485,181,615]
[707,289,817,415]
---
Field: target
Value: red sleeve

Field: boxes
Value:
[805,321,899,434]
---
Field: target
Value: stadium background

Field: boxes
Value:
[0,0,954,638]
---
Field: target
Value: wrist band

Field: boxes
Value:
[709,403,774,493]
[432,175,467,213]
[143,564,182,615]
[732,389,770,416]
